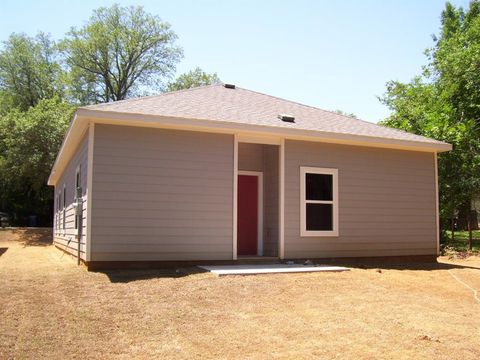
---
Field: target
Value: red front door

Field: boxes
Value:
[237,175,258,255]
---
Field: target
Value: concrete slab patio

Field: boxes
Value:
[198,264,350,276]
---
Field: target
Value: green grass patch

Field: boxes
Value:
[443,230,480,253]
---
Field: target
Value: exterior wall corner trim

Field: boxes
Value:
[86,122,95,262]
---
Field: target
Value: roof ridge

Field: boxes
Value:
[234,86,360,120]
[80,83,224,109]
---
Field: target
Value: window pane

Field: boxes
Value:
[306,203,333,231]
[306,173,333,200]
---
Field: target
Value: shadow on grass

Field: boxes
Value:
[99,260,480,283]
[328,261,480,271]
[102,267,208,283]
[0,248,7,257]
[273,256,480,271]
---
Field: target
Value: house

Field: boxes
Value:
[47,84,452,269]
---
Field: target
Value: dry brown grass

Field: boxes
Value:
[1,229,480,360]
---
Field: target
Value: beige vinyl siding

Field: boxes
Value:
[90,124,233,261]
[284,140,437,258]
[53,131,88,259]
[238,143,264,171]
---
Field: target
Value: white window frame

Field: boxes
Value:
[54,194,58,233]
[57,190,62,234]
[74,165,81,233]
[300,166,339,237]
[62,184,66,232]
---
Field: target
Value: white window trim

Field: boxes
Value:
[74,164,81,235]
[54,194,58,234]
[62,184,66,233]
[238,170,264,256]
[57,191,61,235]
[300,166,339,237]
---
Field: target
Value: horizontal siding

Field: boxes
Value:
[91,124,233,261]
[93,191,230,203]
[53,130,89,259]
[238,143,264,171]
[284,140,436,258]
[286,248,435,258]
[89,251,231,262]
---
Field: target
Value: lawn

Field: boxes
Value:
[443,230,480,253]
[1,229,480,359]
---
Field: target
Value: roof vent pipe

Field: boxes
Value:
[224,83,236,89]
[278,114,295,123]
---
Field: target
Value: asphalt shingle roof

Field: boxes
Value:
[82,84,447,146]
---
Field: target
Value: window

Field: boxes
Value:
[62,184,66,230]
[57,191,62,232]
[300,167,338,236]
[55,194,58,232]
[74,165,81,230]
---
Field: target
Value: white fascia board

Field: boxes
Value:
[47,113,88,186]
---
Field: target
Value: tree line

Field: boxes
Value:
[0,4,219,225]
[1,1,479,248]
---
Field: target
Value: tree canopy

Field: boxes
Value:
[0,33,64,112]
[0,97,74,223]
[61,4,183,103]
[167,67,220,92]
[0,4,214,225]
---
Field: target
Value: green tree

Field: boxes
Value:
[380,1,480,250]
[0,33,64,112]
[428,0,480,129]
[61,4,183,103]
[0,98,74,224]
[167,67,220,91]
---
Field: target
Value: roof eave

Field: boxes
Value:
[48,108,452,186]
[77,108,452,152]
[47,112,89,186]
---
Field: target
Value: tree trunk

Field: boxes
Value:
[451,217,455,242]
[468,215,473,251]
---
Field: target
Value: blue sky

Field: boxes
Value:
[0,0,471,122]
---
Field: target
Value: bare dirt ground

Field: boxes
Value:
[1,229,480,360]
